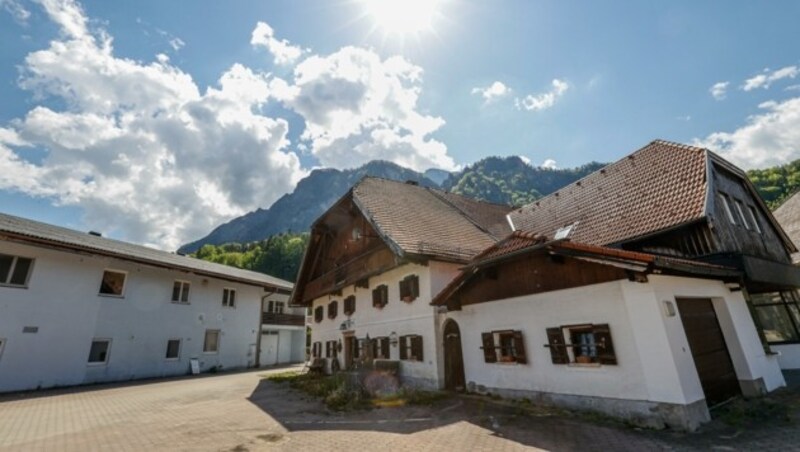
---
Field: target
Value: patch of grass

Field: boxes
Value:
[264,372,370,411]
[717,398,793,427]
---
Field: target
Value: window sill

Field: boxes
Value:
[567,362,602,368]
[98,293,124,299]
[202,351,219,355]
[171,301,191,305]
[0,283,28,290]
[87,362,109,367]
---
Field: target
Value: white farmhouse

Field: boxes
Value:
[0,212,303,393]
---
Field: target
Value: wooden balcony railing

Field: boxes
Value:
[262,312,305,327]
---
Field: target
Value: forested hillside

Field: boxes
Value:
[193,233,309,282]
[748,161,800,209]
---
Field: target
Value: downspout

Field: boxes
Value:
[256,288,278,368]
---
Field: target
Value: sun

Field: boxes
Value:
[360,0,445,36]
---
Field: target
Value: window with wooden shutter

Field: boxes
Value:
[314,306,324,323]
[328,301,338,319]
[399,336,408,360]
[481,332,497,363]
[353,338,361,359]
[372,284,388,308]
[411,335,423,361]
[546,327,569,364]
[512,331,527,364]
[593,324,617,365]
[399,275,420,302]
[379,337,390,359]
[344,295,356,316]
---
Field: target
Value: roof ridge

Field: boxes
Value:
[425,187,500,239]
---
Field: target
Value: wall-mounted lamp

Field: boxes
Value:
[389,331,399,347]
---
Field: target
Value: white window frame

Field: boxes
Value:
[171,280,191,304]
[203,329,221,354]
[734,199,750,230]
[748,205,763,234]
[718,193,737,225]
[98,269,127,298]
[87,338,112,366]
[0,254,35,288]
[222,288,236,308]
[165,338,182,361]
[268,300,285,314]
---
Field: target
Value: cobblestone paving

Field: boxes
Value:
[1,367,799,451]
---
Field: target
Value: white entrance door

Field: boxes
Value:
[260,331,279,367]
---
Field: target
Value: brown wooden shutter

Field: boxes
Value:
[411,336,423,361]
[372,288,379,307]
[411,275,419,298]
[481,332,497,363]
[512,331,527,364]
[381,285,388,306]
[380,337,390,359]
[399,336,408,360]
[546,328,569,364]
[593,324,617,365]
[399,278,409,300]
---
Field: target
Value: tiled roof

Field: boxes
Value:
[774,191,800,263]
[352,177,513,262]
[0,212,293,291]
[508,140,709,245]
[470,230,548,264]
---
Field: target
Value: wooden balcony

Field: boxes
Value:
[262,312,305,327]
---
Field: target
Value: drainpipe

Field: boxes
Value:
[256,288,278,368]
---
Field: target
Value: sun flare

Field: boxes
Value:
[361,0,445,36]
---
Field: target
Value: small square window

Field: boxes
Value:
[172,280,191,303]
[0,254,34,288]
[203,330,220,353]
[222,288,236,308]
[268,300,285,313]
[88,339,111,364]
[99,270,126,296]
[165,339,181,360]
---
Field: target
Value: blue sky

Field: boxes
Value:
[1,0,799,249]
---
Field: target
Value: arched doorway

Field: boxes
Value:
[444,319,466,391]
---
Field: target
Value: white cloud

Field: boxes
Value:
[250,21,303,66]
[276,46,455,172]
[1,0,30,24]
[695,96,800,169]
[1,0,305,249]
[742,65,799,91]
[710,81,729,100]
[515,79,569,112]
[471,81,511,104]
[540,159,557,169]
[169,37,185,51]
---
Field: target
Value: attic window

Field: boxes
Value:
[372,284,388,309]
[399,275,420,302]
[718,193,737,225]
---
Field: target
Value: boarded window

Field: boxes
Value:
[344,295,356,315]
[165,339,181,359]
[99,270,126,296]
[400,335,423,361]
[0,254,34,287]
[88,339,111,364]
[481,330,527,364]
[203,330,220,353]
[328,301,338,319]
[172,280,190,303]
[399,275,420,302]
[314,306,324,323]
[372,284,388,308]
[547,324,617,365]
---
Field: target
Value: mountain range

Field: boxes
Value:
[178,157,604,253]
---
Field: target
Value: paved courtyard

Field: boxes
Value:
[1,366,799,451]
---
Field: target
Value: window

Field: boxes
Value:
[203,329,220,353]
[268,300,285,313]
[546,324,617,365]
[314,306,324,323]
[0,254,34,288]
[399,275,420,302]
[328,301,338,319]
[752,291,800,344]
[481,330,527,364]
[165,339,181,360]
[718,193,736,225]
[222,288,236,308]
[88,339,111,364]
[372,284,388,309]
[312,341,322,358]
[344,295,356,316]
[399,335,423,361]
[371,337,391,359]
[734,199,750,229]
[326,340,338,359]
[172,280,190,304]
[99,270,126,296]
[748,205,763,234]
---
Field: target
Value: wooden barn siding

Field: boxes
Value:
[710,165,790,263]
[457,254,628,307]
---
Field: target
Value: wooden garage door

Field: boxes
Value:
[676,298,740,406]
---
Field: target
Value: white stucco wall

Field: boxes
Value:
[0,240,290,393]
[772,344,800,369]
[445,275,784,409]
[309,261,461,388]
